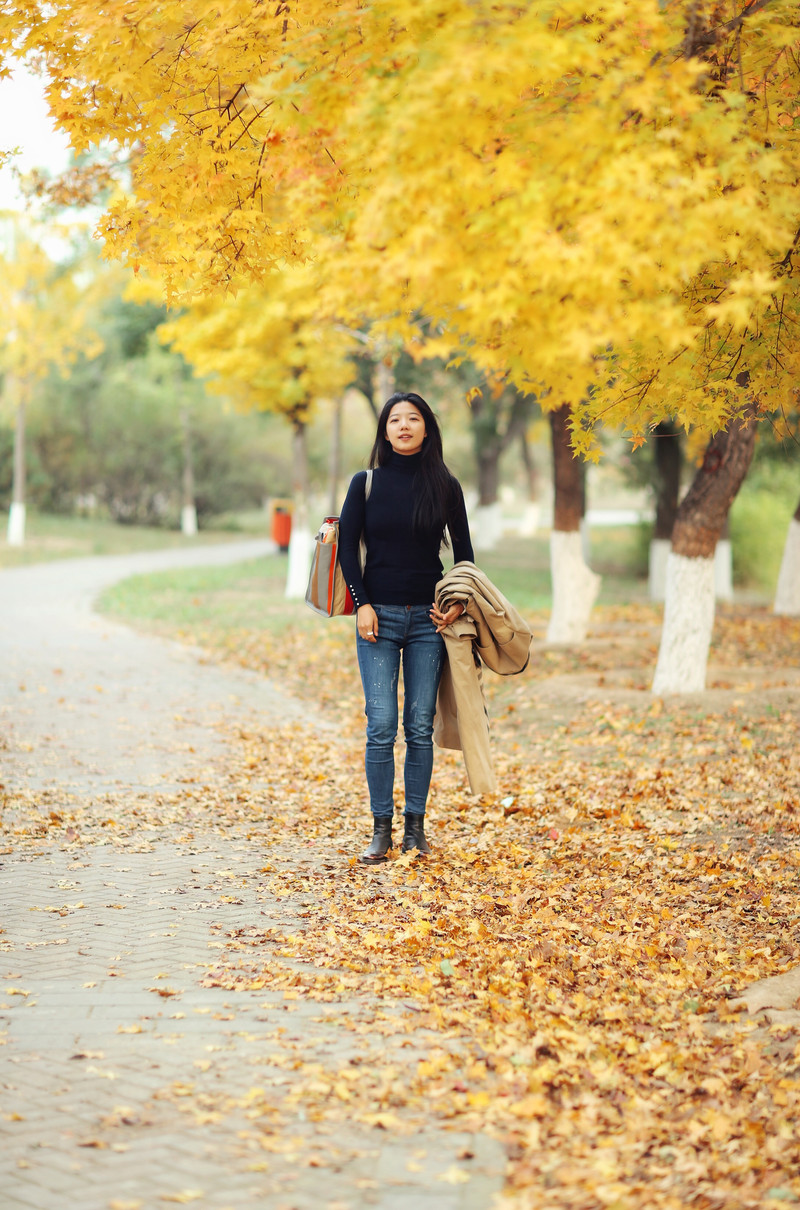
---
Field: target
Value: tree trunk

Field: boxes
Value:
[473,440,504,550]
[547,404,600,643]
[374,357,395,409]
[285,416,313,599]
[520,429,539,502]
[517,429,540,537]
[652,413,758,694]
[180,405,198,536]
[774,492,800,616]
[470,386,534,551]
[477,442,501,508]
[550,405,584,531]
[649,421,681,599]
[7,379,26,547]
[328,394,344,515]
[653,421,681,540]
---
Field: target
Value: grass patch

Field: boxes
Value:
[98,529,650,651]
[479,528,649,611]
[98,554,310,638]
[0,511,268,569]
[1,512,660,611]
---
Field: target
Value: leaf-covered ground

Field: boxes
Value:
[5,600,800,1208]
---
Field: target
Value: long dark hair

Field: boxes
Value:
[369,392,458,545]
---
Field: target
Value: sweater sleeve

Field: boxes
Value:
[449,478,474,565]
[338,470,369,609]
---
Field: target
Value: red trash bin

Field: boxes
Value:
[271,505,292,552]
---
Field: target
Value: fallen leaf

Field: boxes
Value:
[437,1166,471,1184]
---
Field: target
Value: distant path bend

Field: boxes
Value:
[0,540,311,796]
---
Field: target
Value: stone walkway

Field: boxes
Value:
[0,544,506,1210]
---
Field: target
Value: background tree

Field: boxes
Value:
[774,491,800,616]
[752,406,800,615]
[466,379,536,551]
[546,405,601,644]
[0,291,285,526]
[648,422,683,601]
[157,264,359,594]
[0,222,104,544]
[653,407,758,694]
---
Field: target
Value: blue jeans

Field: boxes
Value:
[356,604,445,819]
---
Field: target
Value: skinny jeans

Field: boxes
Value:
[356,604,445,819]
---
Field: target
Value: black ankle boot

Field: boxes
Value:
[401,814,430,854]
[360,817,393,864]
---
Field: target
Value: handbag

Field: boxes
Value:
[305,470,372,617]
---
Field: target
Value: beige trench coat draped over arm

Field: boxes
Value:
[433,561,533,796]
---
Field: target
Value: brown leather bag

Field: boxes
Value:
[305,470,372,617]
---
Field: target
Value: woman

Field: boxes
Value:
[338,392,474,863]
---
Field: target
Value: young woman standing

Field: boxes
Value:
[338,392,474,863]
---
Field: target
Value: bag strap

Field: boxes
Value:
[357,469,372,573]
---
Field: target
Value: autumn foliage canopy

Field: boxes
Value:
[2,1,799,445]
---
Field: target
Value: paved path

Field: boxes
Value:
[0,544,505,1210]
[1,542,309,796]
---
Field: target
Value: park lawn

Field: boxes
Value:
[0,510,271,568]
[96,526,650,629]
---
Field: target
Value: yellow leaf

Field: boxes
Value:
[437,1166,471,1185]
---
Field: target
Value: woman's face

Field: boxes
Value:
[385,401,427,456]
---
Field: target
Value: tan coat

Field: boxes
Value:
[433,562,532,795]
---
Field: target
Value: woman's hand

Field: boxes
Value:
[357,604,378,642]
[430,601,465,633]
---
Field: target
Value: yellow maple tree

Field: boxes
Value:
[3,1,798,447]
[155,262,359,591]
[1,220,106,542]
[156,262,357,427]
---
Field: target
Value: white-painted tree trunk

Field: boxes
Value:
[7,501,26,547]
[8,379,26,548]
[517,501,540,538]
[580,516,591,564]
[285,523,314,599]
[181,505,198,536]
[649,538,670,601]
[774,518,800,616]
[714,538,733,602]
[652,552,715,694]
[546,530,601,644]
[471,501,504,552]
[179,405,197,537]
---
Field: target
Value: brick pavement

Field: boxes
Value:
[0,548,506,1210]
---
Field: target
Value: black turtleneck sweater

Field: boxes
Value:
[338,451,474,608]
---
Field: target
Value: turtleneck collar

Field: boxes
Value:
[386,449,423,472]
